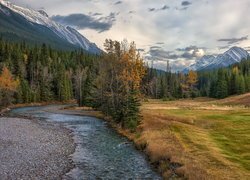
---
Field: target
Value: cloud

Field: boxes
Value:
[176,45,205,59]
[145,45,205,69]
[156,42,165,45]
[52,13,117,33]
[91,12,103,16]
[144,57,194,72]
[176,45,202,52]
[218,45,230,50]
[146,47,178,60]
[148,8,156,12]
[217,36,248,44]
[181,1,192,6]
[244,46,250,52]
[114,1,122,5]
[150,46,162,49]
[181,49,204,59]
[137,48,145,52]
[161,5,169,10]
[176,7,188,11]
[169,60,195,72]
[148,5,169,12]
[128,10,136,14]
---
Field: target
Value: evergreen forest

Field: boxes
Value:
[0,39,250,129]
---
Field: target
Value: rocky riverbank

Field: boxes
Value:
[0,116,75,179]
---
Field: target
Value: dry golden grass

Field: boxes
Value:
[137,97,250,180]
[213,92,250,107]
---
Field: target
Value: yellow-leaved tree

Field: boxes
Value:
[120,42,146,92]
[118,41,146,129]
[186,70,198,98]
[96,39,146,130]
[0,67,20,107]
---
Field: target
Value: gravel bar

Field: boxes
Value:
[0,117,75,180]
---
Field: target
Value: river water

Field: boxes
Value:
[11,105,161,180]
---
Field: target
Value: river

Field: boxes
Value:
[11,105,161,180]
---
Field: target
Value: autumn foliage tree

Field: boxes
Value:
[186,70,198,98]
[118,41,146,129]
[92,39,146,130]
[0,67,19,107]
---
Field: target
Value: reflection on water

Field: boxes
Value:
[11,106,161,180]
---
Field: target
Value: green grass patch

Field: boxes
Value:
[159,108,250,171]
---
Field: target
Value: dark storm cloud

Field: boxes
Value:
[148,5,169,12]
[148,8,156,12]
[218,45,230,50]
[128,10,136,14]
[52,13,117,33]
[91,12,103,16]
[176,7,188,11]
[217,36,248,44]
[181,51,198,59]
[148,48,178,60]
[176,45,205,59]
[147,45,204,62]
[137,48,145,52]
[181,1,192,6]
[161,5,169,10]
[114,1,122,5]
[176,45,201,52]
[150,46,162,49]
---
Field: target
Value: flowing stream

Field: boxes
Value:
[11,105,161,180]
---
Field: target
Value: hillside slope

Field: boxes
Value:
[183,47,249,72]
[0,1,100,52]
[214,93,250,106]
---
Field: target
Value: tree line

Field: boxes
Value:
[198,59,250,98]
[0,39,145,129]
[142,58,250,100]
[0,39,250,129]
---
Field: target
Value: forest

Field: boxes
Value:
[0,39,250,129]
[145,59,250,99]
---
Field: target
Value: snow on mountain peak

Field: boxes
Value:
[183,46,249,72]
[0,0,100,53]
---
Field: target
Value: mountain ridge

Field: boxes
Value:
[0,0,101,53]
[183,46,249,72]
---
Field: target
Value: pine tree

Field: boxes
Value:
[245,76,250,92]
[216,70,228,99]
[237,75,246,94]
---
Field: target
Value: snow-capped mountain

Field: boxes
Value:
[183,46,249,72]
[183,55,216,72]
[0,0,101,53]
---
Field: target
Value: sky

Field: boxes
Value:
[9,0,250,71]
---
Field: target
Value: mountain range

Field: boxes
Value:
[183,46,249,72]
[0,1,249,71]
[0,0,101,53]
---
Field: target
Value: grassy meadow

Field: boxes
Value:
[135,95,250,179]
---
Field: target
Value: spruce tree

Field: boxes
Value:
[216,70,228,99]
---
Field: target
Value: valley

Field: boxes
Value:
[0,0,250,179]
